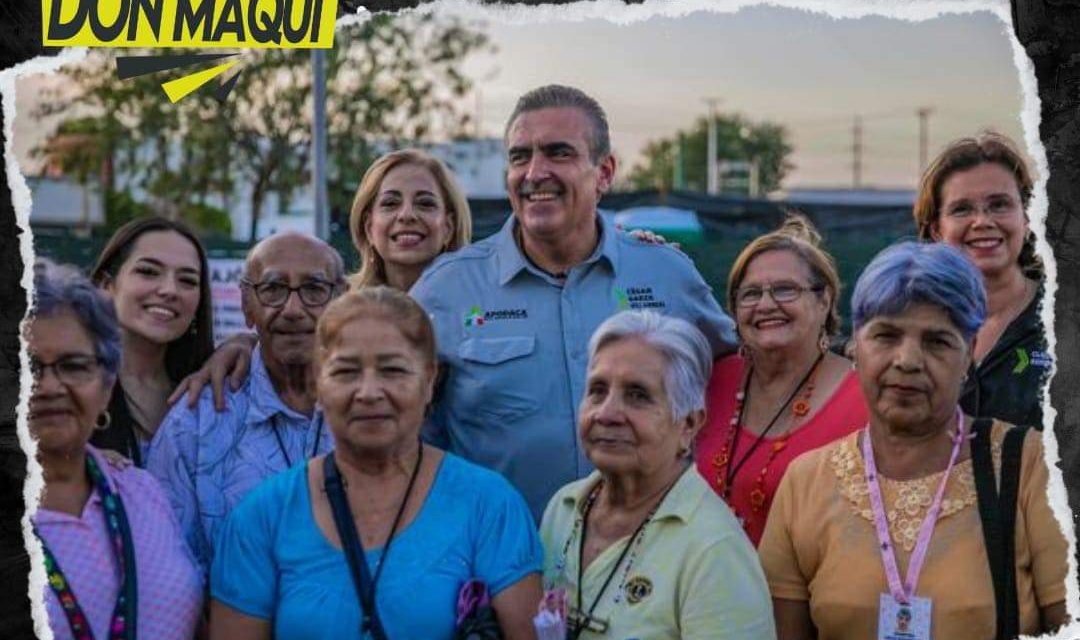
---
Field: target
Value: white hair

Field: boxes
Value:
[587,310,712,422]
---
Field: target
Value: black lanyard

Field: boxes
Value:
[724,351,824,491]
[271,414,324,468]
[323,443,423,639]
[569,474,680,639]
[38,454,138,640]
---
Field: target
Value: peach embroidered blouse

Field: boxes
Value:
[759,422,1067,639]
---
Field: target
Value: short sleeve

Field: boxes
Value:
[1019,430,1068,607]
[469,471,543,596]
[680,535,776,639]
[210,476,283,619]
[758,463,810,601]
[121,466,204,582]
[680,265,737,357]
[411,273,452,450]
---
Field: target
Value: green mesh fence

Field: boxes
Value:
[31,198,915,337]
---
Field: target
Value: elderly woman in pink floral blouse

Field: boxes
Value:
[28,263,202,640]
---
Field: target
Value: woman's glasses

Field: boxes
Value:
[735,281,823,308]
[30,355,103,386]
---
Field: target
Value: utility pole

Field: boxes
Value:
[749,157,761,198]
[917,106,934,176]
[312,50,329,240]
[673,133,685,190]
[704,98,722,195]
[852,114,863,189]
[475,89,483,138]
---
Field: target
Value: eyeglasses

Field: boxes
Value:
[30,355,103,386]
[240,279,338,308]
[941,196,1021,219]
[735,281,823,308]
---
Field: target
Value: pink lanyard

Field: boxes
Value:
[861,409,965,604]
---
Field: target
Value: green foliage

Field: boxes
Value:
[103,189,151,232]
[35,15,493,242]
[181,201,232,236]
[627,114,794,195]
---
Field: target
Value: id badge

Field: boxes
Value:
[878,593,932,640]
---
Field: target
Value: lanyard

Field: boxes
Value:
[724,352,824,493]
[39,454,138,640]
[323,443,424,639]
[271,414,324,468]
[567,473,681,639]
[862,409,965,604]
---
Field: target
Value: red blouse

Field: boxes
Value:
[696,353,868,546]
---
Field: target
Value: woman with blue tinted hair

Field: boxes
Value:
[758,242,1067,639]
[28,262,202,640]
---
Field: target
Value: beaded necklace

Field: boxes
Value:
[711,352,824,519]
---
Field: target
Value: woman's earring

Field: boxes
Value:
[95,411,112,431]
[818,326,830,354]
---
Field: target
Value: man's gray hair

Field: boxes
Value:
[587,310,712,422]
[504,84,611,164]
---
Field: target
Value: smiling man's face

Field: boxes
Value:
[505,107,615,243]
[242,235,339,369]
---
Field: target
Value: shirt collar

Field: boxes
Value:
[560,464,704,525]
[246,346,312,426]
[495,212,620,286]
[34,445,117,524]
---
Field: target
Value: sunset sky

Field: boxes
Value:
[12,3,1027,191]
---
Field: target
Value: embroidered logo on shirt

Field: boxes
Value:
[613,286,666,310]
[464,305,528,327]
[624,575,653,605]
[1013,348,1053,374]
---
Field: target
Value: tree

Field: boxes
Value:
[35,14,493,241]
[627,114,794,195]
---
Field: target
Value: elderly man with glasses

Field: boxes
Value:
[147,232,345,576]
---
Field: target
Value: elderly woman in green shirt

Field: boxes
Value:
[539,310,775,639]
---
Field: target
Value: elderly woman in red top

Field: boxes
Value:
[28,263,202,640]
[696,216,867,545]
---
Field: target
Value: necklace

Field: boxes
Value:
[324,441,424,639]
[711,352,824,516]
[565,472,682,639]
[271,414,324,468]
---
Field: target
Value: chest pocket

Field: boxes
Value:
[454,336,542,422]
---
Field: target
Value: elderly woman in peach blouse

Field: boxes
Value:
[758,241,1067,640]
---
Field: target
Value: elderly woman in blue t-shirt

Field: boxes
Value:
[209,286,542,639]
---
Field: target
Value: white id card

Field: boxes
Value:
[878,593,932,640]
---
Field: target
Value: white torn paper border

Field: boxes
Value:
[2,45,90,640]
[3,1,1076,638]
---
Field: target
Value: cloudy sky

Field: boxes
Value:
[12,3,1026,191]
[452,3,1026,189]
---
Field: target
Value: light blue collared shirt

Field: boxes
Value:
[410,214,736,519]
[146,347,333,575]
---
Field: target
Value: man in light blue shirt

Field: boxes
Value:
[147,232,343,574]
[410,85,737,518]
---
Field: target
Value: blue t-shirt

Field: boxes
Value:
[211,452,542,638]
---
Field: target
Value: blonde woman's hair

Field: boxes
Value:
[348,149,473,289]
[726,213,842,337]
